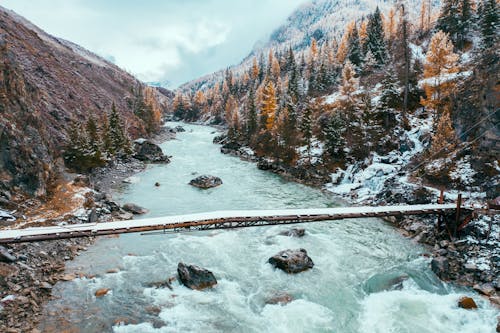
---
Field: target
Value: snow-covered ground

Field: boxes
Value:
[0,209,15,222]
[325,113,434,204]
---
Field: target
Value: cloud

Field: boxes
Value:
[2,0,307,87]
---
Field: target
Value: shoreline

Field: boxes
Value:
[0,125,179,333]
[1,122,497,332]
[214,132,500,309]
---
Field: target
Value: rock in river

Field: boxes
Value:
[122,203,149,215]
[268,249,314,274]
[458,296,477,310]
[189,175,223,189]
[133,139,170,163]
[279,228,305,237]
[431,256,449,280]
[177,263,217,290]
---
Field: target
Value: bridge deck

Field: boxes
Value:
[0,204,457,244]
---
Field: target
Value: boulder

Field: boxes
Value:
[279,228,305,238]
[175,125,186,132]
[95,288,111,297]
[431,256,449,280]
[177,263,217,290]
[0,246,17,263]
[266,292,293,305]
[87,208,98,223]
[473,283,495,296]
[133,139,170,163]
[189,175,223,189]
[122,203,149,215]
[458,296,477,310]
[213,134,228,144]
[268,249,314,274]
[72,174,91,187]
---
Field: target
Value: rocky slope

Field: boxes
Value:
[0,6,169,199]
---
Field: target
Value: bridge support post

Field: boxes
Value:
[454,193,462,239]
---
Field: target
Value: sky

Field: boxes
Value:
[2,0,306,88]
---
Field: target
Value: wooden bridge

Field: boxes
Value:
[0,204,460,244]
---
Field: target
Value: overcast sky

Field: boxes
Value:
[2,0,306,87]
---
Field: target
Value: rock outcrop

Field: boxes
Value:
[189,175,223,189]
[177,263,217,290]
[133,139,170,163]
[268,249,314,274]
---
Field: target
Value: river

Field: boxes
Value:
[39,122,499,333]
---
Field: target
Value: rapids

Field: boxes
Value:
[39,123,499,333]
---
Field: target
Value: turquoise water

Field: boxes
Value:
[39,123,499,333]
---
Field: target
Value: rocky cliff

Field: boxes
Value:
[0,6,169,198]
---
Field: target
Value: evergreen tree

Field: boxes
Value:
[300,101,314,162]
[258,53,266,83]
[347,24,362,67]
[480,0,499,49]
[365,7,386,65]
[323,112,345,159]
[107,103,132,156]
[379,68,401,111]
[246,86,258,139]
[287,47,300,102]
[437,0,473,49]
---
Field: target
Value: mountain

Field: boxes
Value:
[0,6,169,198]
[180,0,437,92]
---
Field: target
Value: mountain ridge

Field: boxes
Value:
[0,6,169,198]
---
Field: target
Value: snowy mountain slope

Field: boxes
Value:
[180,0,439,92]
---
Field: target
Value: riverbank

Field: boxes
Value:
[0,125,179,332]
[213,131,500,310]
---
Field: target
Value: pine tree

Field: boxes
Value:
[379,68,401,111]
[429,109,457,157]
[365,7,386,65]
[251,57,259,81]
[362,50,377,75]
[421,31,459,117]
[339,60,359,102]
[347,24,362,67]
[480,0,499,49]
[287,47,300,102]
[260,80,277,131]
[323,111,345,159]
[437,0,473,49]
[107,103,132,156]
[258,53,266,83]
[246,86,258,138]
[300,101,314,162]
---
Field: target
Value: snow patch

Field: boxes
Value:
[449,157,476,186]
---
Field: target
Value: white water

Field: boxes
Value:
[39,123,499,333]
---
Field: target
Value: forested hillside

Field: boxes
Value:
[174,0,499,198]
[0,6,169,199]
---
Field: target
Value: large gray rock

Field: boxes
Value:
[268,249,314,274]
[177,263,217,290]
[133,139,170,163]
[0,246,17,263]
[279,228,305,238]
[189,175,223,189]
[122,203,149,215]
[431,256,449,279]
